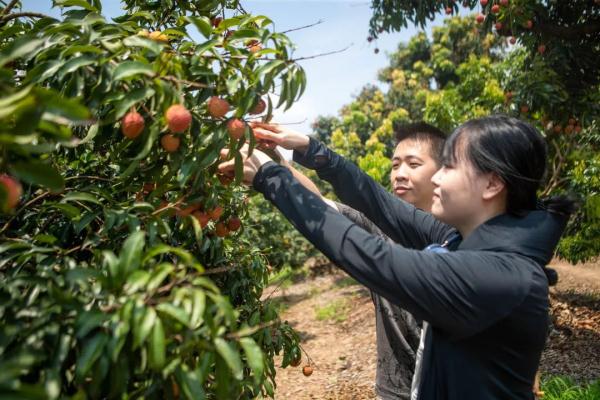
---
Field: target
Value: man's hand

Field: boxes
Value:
[218,145,273,185]
[250,122,310,153]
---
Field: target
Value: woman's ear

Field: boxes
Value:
[482,173,506,201]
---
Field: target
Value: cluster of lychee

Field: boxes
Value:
[210,17,263,53]
[121,96,266,153]
[121,104,192,153]
[541,117,583,135]
[504,93,583,134]
[288,354,313,377]
[473,0,537,48]
[171,201,242,238]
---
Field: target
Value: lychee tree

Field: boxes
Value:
[0,0,307,398]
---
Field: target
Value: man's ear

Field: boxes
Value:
[482,172,505,201]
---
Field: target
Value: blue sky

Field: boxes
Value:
[21,1,453,134]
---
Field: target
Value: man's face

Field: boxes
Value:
[390,139,439,212]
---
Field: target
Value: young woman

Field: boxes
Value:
[219,115,575,399]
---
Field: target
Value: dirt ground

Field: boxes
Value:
[267,259,600,399]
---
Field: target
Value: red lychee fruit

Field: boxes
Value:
[161,134,180,152]
[165,104,192,133]
[0,174,22,211]
[121,111,145,139]
[227,118,246,140]
[207,96,230,118]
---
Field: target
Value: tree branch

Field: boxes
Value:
[0,0,19,16]
[0,12,53,25]
[535,19,600,40]
[159,75,214,90]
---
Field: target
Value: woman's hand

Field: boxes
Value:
[218,145,273,185]
[250,122,310,153]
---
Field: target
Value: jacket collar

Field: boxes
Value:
[457,210,568,265]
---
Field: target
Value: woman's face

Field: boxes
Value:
[430,149,492,231]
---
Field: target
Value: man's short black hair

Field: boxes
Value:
[393,121,447,165]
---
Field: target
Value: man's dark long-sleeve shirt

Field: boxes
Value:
[253,138,568,400]
[336,203,421,400]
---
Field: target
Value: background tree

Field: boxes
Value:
[0,0,308,398]
[368,0,600,262]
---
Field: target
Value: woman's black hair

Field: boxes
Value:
[442,115,577,286]
[442,114,577,217]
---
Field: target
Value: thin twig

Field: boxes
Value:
[281,19,324,34]
[0,191,50,235]
[292,45,353,62]
[64,175,112,182]
[159,75,214,90]
[203,264,237,275]
[542,140,566,196]
[225,319,280,340]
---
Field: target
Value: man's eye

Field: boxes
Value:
[409,163,421,168]
[392,164,399,170]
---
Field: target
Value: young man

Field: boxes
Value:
[334,123,446,400]
[263,122,446,399]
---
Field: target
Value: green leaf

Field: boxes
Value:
[38,88,91,122]
[0,86,35,120]
[133,307,157,349]
[79,123,99,144]
[62,191,102,205]
[76,312,107,339]
[146,263,174,291]
[132,122,159,161]
[54,0,98,11]
[194,38,219,55]
[177,366,206,400]
[156,303,190,327]
[187,16,212,38]
[124,270,150,294]
[113,61,155,81]
[119,231,145,276]
[234,152,243,184]
[122,36,162,55]
[255,60,285,79]
[10,161,64,192]
[240,337,264,384]
[113,87,155,120]
[190,290,206,329]
[143,244,195,265]
[214,338,243,380]
[57,55,96,81]
[75,332,108,381]
[148,317,165,370]
[230,29,260,41]
[0,37,44,68]
[102,250,121,284]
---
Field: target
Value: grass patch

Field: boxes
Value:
[541,376,600,400]
[267,264,307,287]
[314,299,349,323]
[334,276,360,288]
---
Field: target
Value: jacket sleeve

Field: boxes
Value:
[293,137,455,249]
[254,162,533,338]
